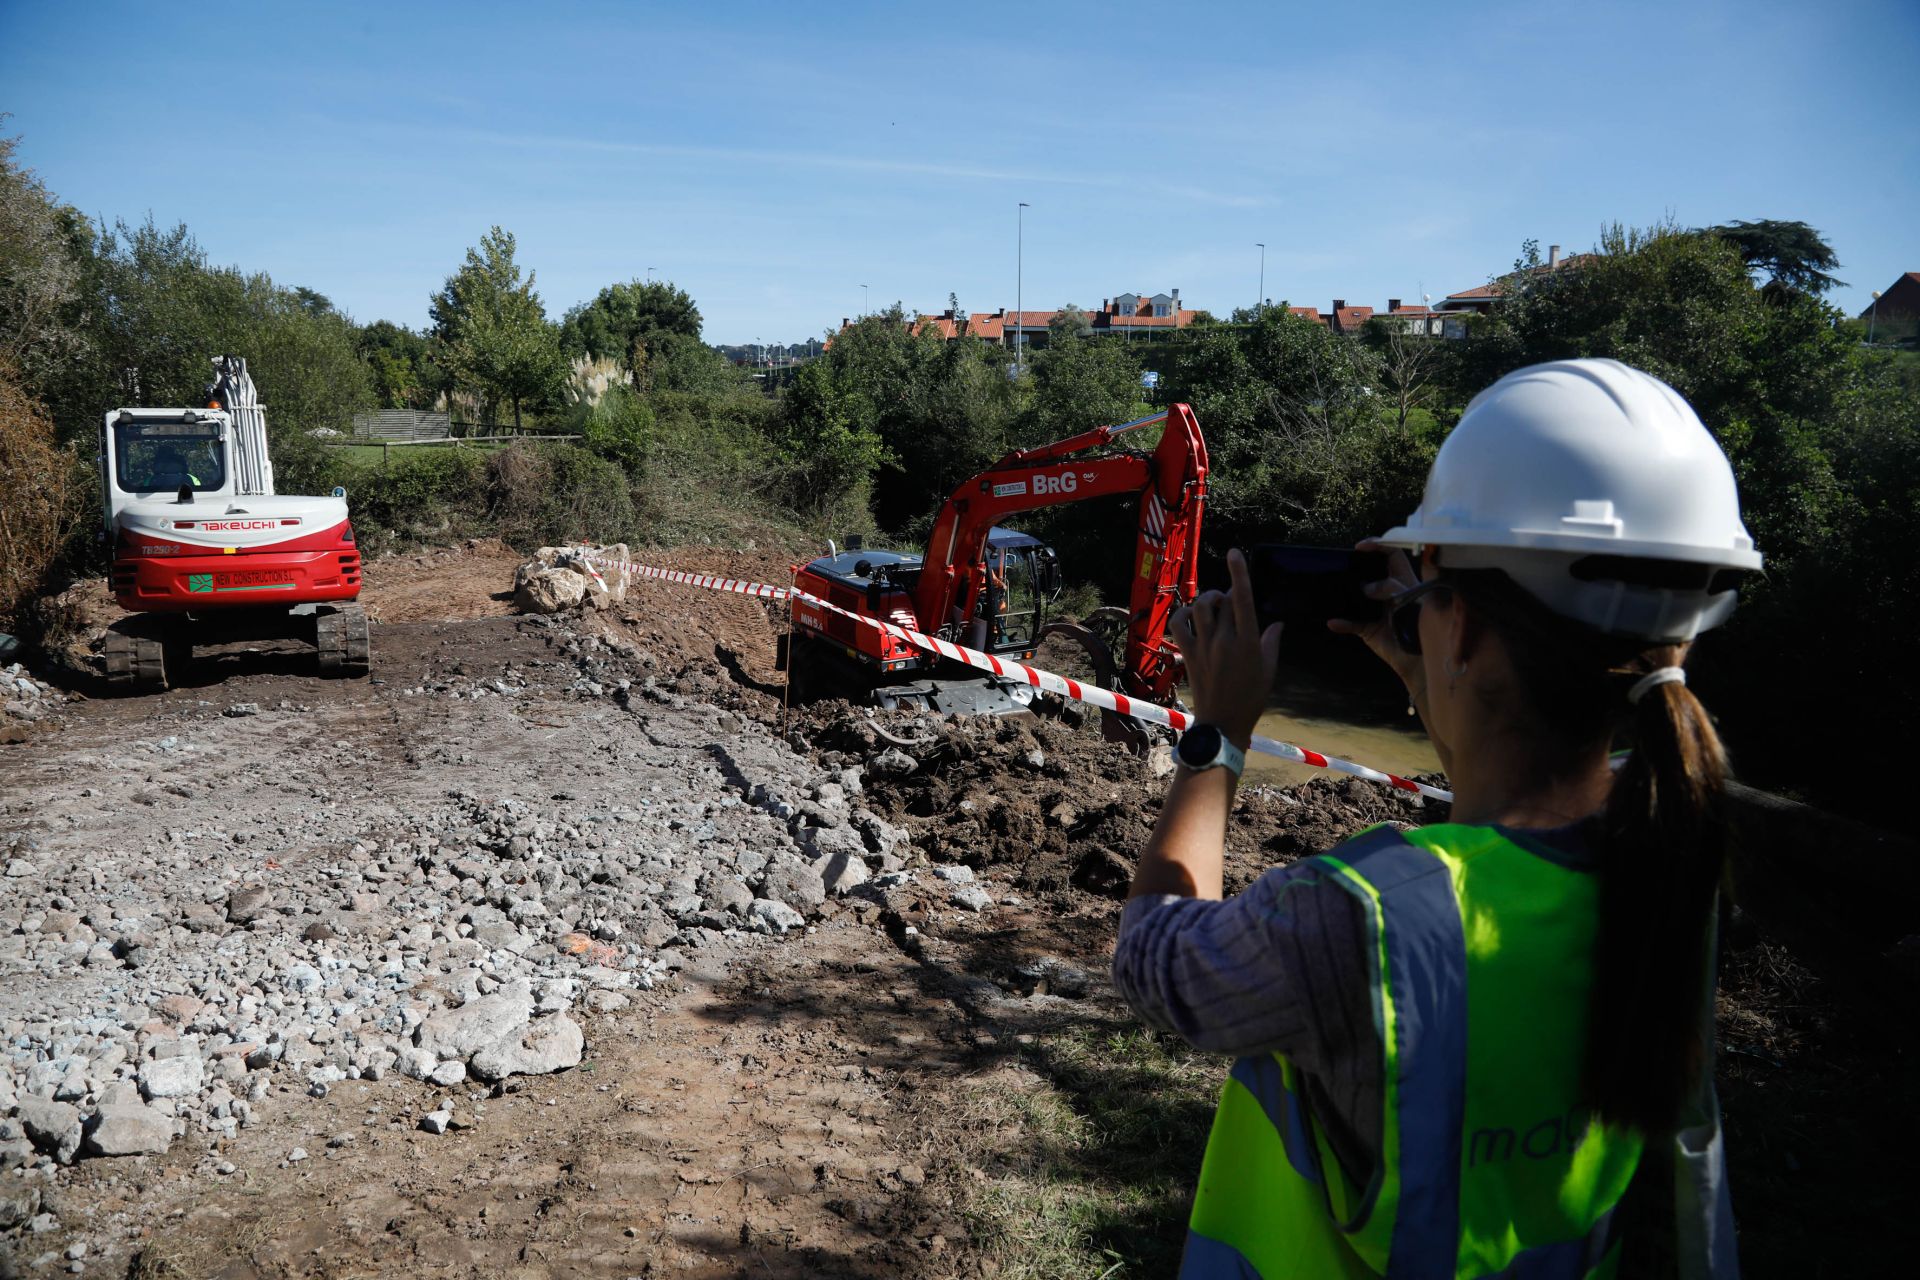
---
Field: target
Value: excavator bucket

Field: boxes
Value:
[1037,608,1158,752]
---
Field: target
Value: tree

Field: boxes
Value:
[1048,304,1091,342]
[46,217,372,448]
[629,331,744,396]
[430,228,565,427]
[1363,316,1454,433]
[0,127,89,398]
[1026,332,1142,441]
[1160,309,1420,553]
[775,358,889,522]
[558,279,703,363]
[1709,218,1844,298]
[775,309,1025,532]
[357,320,436,409]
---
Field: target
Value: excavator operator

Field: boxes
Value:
[982,550,1010,645]
[144,443,204,492]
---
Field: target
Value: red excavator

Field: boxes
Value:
[788,404,1208,733]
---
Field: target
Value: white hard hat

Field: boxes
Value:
[1375,359,1762,641]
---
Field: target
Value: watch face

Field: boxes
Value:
[1177,724,1222,768]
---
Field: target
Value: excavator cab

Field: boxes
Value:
[976,530,1058,654]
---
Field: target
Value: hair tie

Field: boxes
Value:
[1627,667,1686,705]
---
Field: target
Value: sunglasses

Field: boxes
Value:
[1389,579,1453,654]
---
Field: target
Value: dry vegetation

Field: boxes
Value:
[0,363,81,633]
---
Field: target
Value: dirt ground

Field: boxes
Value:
[2,542,1911,1277]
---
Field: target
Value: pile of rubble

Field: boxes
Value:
[0,665,58,723]
[0,695,981,1188]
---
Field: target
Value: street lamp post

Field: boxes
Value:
[646,266,656,284]
[1869,290,1882,344]
[1016,202,1030,377]
[861,283,869,318]
[1255,243,1265,318]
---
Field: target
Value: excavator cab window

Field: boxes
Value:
[116,422,226,494]
[989,548,1043,651]
[1038,549,1063,599]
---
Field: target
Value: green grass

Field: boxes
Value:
[940,1024,1222,1278]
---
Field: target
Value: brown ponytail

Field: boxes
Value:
[1588,653,1730,1134]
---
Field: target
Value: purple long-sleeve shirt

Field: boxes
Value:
[1112,853,1386,1177]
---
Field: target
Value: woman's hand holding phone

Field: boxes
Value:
[1327,539,1424,698]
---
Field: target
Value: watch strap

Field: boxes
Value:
[1179,726,1246,778]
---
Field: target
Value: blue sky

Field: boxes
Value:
[4,1,1915,344]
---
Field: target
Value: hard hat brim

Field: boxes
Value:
[1373,523,1764,572]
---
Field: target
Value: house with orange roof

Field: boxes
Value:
[1437,244,1597,316]
[896,289,1203,351]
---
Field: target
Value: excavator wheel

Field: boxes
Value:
[103,625,170,694]
[316,604,371,678]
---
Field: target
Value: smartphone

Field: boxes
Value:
[1243,545,1388,631]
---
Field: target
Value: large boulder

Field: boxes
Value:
[15,1096,81,1164]
[138,1053,205,1101]
[513,545,630,613]
[514,566,588,615]
[413,984,584,1080]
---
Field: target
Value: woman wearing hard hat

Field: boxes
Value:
[1114,359,1755,1278]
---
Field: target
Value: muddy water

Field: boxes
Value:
[1188,668,1443,786]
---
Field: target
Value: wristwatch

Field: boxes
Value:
[1175,723,1246,778]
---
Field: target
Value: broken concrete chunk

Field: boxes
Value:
[950,884,993,912]
[820,849,870,896]
[761,855,826,916]
[85,1105,174,1157]
[468,1012,584,1081]
[226,885,272,924]
[749,898,805,935]
[413,983,536,1060]
[15,1096,81,1163]
[139,1054,205,1100]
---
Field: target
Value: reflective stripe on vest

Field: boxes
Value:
[1183,824,1645,1279]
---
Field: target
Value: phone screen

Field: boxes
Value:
[1244,545,1387,631]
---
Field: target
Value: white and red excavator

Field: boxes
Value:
[99,355,369,691]
[787,404,1208,739]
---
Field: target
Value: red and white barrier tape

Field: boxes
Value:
[581,550,1453,804]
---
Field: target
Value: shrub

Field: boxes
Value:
[0,366,84,633]
[570,383,654,475]
[341,448,490,555]
[485,442,637,549]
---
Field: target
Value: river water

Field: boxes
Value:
[1196,666,1443,786]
